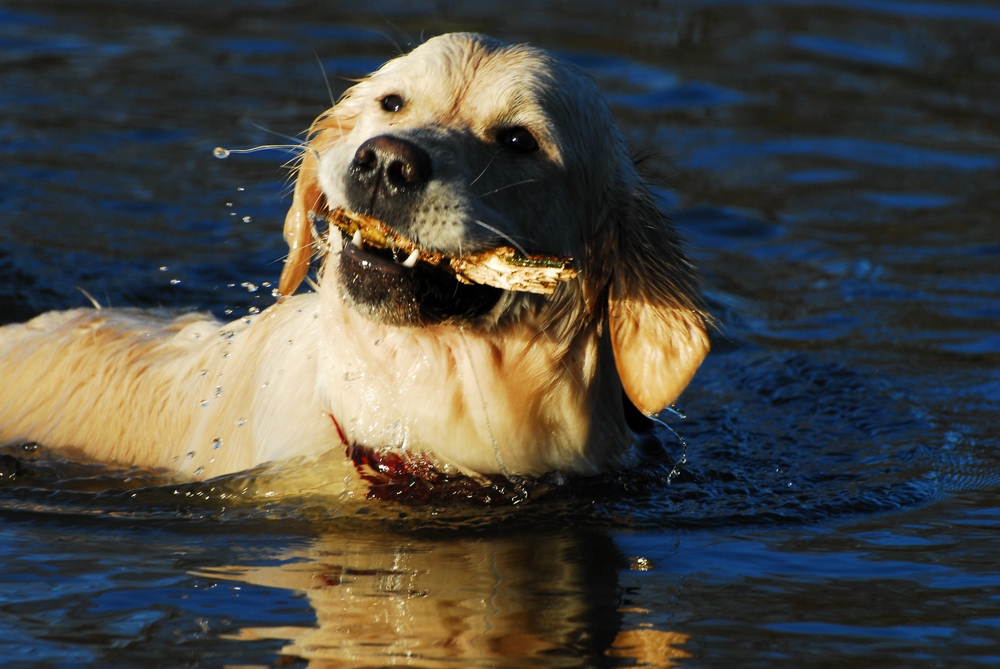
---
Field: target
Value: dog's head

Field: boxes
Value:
[280,33,708,420]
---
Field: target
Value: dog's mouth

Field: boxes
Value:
[316,208,578,327]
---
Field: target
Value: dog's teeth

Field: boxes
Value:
[401,249,419,268]
[351,230,363,248]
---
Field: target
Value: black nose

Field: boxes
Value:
[349,135,432,198]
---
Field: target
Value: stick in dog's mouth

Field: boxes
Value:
[312,207,578,295]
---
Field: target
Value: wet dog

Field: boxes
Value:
[0,33,709,486]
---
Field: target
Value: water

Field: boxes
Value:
[2,0,999,666]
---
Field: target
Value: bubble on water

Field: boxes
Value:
[629,556,655,572]
[213,147,231,159]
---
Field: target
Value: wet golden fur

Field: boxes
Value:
[0,34,708,484]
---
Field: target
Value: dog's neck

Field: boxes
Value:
[312,257,630,477]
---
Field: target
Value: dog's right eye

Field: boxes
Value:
[380,94,405,113]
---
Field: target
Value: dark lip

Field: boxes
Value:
[336,229,504,327]
[340,235,412,276]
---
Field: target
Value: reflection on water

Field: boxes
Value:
[2,0,1000,666]
[203,530,689,667]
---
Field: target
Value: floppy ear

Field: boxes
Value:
[278,147,324,298]
[277,104,358,298]
[607,184,710,416]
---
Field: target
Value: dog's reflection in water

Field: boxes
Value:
[203,530,690,667]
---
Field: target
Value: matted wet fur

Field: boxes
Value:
[0,33,709,487]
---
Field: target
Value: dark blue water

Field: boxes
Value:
[2,1,999,666]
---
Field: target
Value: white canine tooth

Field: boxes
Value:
[402,249,419,268]
[351,230,363,248]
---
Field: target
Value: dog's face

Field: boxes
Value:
[284,34,621,327]
[280,33,709,422]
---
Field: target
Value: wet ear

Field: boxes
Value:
[607,184,710,415]
[277,104,357,298]
[278,147,323,298]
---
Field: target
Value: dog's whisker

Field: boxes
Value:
[468,149,503,188]
[477,179,540,198]
[249,122,311,146]
[471,219,529,257]
[313,51,337,107]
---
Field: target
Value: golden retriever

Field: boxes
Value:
[0,33,709,487]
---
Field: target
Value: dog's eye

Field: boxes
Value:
[499,126,539,154]
[380,94,405,113]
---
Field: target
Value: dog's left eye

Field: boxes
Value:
[498,126,539,154]
[380,94,405,113]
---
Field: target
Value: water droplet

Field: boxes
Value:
[261,381,269,388]
[212,438,223,449]
[225,202,234,208]
[214,386,222,398]
[170,278,181,285]
[262,282,271,288]
[200,399,209,407]
[213,147,230,159]
[374,338,382,346]
[159,266,168,272]
[186,451,196,460]
[271,288,281,298]
[242,216,252,223]
[194,467,205,476]
[235,418,246,427]
[223,352,230,358]
[242,282,258,293]
[236,186,245,192]
[248,306,260,315]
